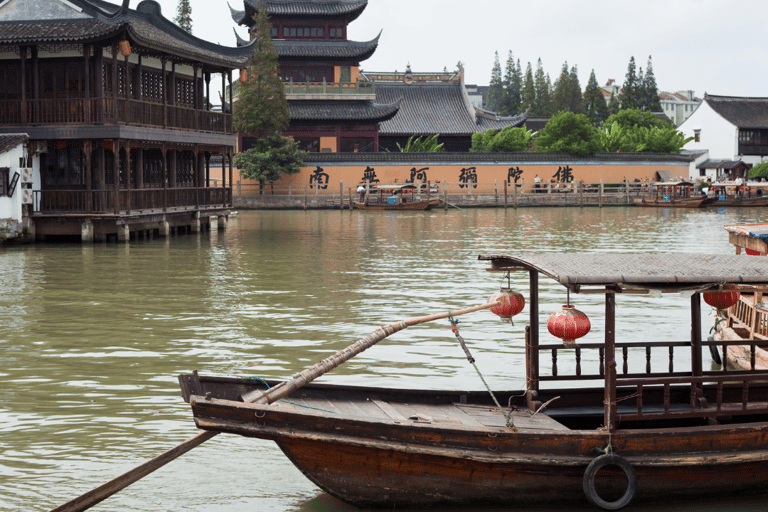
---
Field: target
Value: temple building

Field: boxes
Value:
[367,65,529,152]
[231,0,399,153]
[0,0,253,242]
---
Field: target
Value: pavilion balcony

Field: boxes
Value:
[0,97,233,134]
[283,80,375,99]
[32,187,232,215]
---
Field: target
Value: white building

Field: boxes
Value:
[679,95,768,177]
[659,91,701,126]
[0,134,37,242]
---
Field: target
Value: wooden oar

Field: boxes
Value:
[50,301,499,512]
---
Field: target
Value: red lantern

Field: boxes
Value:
[547,305,591,347]
[703,290,740,310]
[487,288,525,324]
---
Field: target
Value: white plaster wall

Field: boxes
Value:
[0,143,24,222]
[679,101,738,159]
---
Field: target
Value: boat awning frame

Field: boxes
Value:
[478,253,768,293]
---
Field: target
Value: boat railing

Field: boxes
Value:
[729,293,768,340]
[536,339,768,421]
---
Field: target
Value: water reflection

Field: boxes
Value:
[1,206,767,511]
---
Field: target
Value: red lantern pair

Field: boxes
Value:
[487,288,525,324]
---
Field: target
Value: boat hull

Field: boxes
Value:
[182,374,768,509]
[707,196,768,207]
[633,197,710,207]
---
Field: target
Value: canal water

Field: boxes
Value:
[2,206,768,512]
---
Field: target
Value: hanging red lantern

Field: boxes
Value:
[487,288,525,324]
[547,304,591,347]
[118,39,131,57]
[703,290,740,309]
[239,69,248,82]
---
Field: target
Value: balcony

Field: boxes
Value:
[283,80,375,100]
[0,98,233,134]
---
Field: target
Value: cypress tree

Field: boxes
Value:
[551,61,571,113]
[567,65,584,114]
[174,0,193,33]
[486,51,504,113]
[642,56,663,112]
[233,0,289,137]
[502,51,520,115]
[520,62,535,114]
[583,69,609,126]
[533,58,551,116]
[621,56,639,110]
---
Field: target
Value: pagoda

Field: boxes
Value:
[231,0,399,153]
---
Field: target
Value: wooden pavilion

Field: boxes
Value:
[0,0,254,241]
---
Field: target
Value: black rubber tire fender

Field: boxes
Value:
[582,454,637,510]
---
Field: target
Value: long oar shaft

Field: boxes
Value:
[50,301,498,512]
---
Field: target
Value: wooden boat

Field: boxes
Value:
[706,182,768,207]
[180,253,768,510]
[354,183,441,210]
[633,180,713,207]
[712,223,768,370]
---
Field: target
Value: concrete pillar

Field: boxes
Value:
[159,221,170,237]
[210,216,218,231]
[22,217,35,241]
[218,215,228,230]
[117,224,129,242]
[81,220,94,243]
[190,218,201,233]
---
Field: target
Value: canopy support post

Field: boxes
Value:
[604,290,617,432]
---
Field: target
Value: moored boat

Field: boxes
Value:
[706,182,768,207]
[181,253,768,511]
[354,183,441,210]
[633,180,713,207]
[712,223,768,370]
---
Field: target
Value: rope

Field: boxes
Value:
[245,376,337,414]
[449,315,514,428]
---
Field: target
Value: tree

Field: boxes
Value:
[607,93,621,116]
[174,0,193,33]
[233,134,305,184]
[486,51,505,113]
[470,125,533,152]
[233,0,289,137]
[396,134,444,153]
[600,109,692,153]
[604,109,667,130]
[535,111,601,156]
[642,56,663,112]
[621,56,641,110]
[502,51,521,116]
[551,61,571,114]
[583,69,609,126]
[532,58,551,116]
[567,65,583,114]
[749,163,768,180]
[520,62,535,114]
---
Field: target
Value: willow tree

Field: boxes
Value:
[233,0,289,137]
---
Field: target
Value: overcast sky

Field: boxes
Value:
[152,0,768,98]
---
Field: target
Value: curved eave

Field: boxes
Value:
[289,98,401,123]
[0,19,126,45]
[244,0,368,23]
[275,33,379,62]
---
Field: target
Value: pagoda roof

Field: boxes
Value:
[375,81,528,136]
[234,30,380,63]
[233,0,368,26]
[0,0,254,69]
[704,94,768,129]
[288,98,401,122]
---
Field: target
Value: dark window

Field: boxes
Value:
[0,167,9,196]
[271,27,278,38]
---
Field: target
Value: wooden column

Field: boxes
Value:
[113,139,120,214]
[161,57,167,128]
[526,270,540,410]
[194,145,201,208]
[84,140,92,214]
[135,147,144,190]
[20,46,26,125]
[169,148,177,188]
[604,290,617,432]
[94,46,103,123]
[691,293,703,378]
[162,142,168,212]
[111,43,118,125]
[125,144,131,214]
[228,147,234,207]
[83,44,91,123]
[227,72,234,133]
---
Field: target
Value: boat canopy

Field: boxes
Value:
[478,253,768,292]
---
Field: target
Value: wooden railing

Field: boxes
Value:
[536,337,768,421]
[0,97,232,134]
[284,80,375,96]
[33,187,231,214]
[729,293,768,340]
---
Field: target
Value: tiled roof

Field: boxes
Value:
[274,34,379,61]
[0,0,253,68]
[0,134,28,155]
[243,0,368,20]
[375,83,526,136]
[697,159,747,170]
[704,94,768,128]
[288,99,400,122]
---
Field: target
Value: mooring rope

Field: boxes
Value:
[449,315,514,428]
[245,376,337,413]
